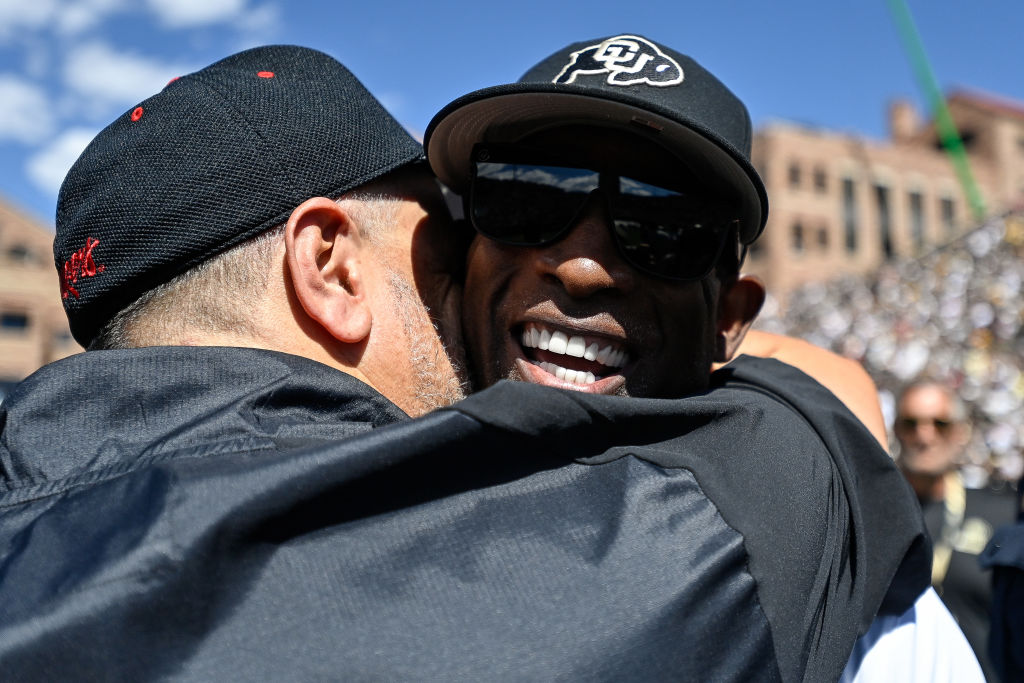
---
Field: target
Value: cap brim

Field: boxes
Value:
[425,83,767,244]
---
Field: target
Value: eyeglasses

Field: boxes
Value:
[896,416,955,433]
[467,146,741,282]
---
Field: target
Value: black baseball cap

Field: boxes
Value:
[425,34,767,245]
[55,44,424,348]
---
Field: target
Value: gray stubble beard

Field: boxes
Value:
[386,268,471,414]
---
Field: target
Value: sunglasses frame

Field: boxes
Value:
[895,416,956,432]
[466,144,743,283]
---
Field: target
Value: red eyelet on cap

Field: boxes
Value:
[257,71,274,78]
[131,107,144,121]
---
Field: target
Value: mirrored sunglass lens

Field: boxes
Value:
[472,162,598,244]
[613,177,728,279]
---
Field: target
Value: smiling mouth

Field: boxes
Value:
[517,322,630,387]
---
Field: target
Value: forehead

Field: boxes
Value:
[899,385,954,416]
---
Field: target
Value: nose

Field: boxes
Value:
[532,194,637,298]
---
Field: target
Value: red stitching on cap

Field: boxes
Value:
[257,71,274,78]
[61,237,105,299]
[166,76,180,86]
[131,107,144,121]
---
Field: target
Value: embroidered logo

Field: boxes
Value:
[553,35,683,87]
[61,237,105,300]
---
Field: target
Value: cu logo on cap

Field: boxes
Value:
[553,35,683,87]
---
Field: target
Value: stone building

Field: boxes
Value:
[0,197,80,400]
[748,90,1024,300]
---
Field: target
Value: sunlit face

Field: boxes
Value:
[462,205,722,398]
[363,169,471,416]
[894,384,967,477]
[459,129,736,398]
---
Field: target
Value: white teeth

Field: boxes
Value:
[520,324,628,369]
[535,361,597,385]
[566,335,586,358]
[548,330,568,354]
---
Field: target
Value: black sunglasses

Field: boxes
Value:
[896,416,955,432]
[467,145,742,282]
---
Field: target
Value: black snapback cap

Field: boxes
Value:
[425,34,768,245]
[56,44,424,348]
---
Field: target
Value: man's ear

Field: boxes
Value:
[284,197,372,344]
[715,274,766,362]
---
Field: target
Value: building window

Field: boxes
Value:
[842,178,858,253]
[6,245,34,263]
[909,191,925,252]
[940,197,956,238]
[788,162,802,189]
[792,222,805,253]
[1,313,29,332]
[817,226,829,250]
[813,167,827,193]
[875,184,894,260]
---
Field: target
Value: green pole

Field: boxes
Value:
[886,0,987,221]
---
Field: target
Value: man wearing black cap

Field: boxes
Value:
[425,34,983,681]
[49,44,466,418]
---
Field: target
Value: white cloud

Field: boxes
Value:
[26,127,98,196]
[55,0,127,36]
[0,0,58,37]
[0,0,126,37]
[145,0,246,28]
[63,41,191,106]
[0,75,57,144]
[234,3,280,36]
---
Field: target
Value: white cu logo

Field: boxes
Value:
[553,35,684,87]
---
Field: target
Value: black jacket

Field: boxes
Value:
[0,347,929,682]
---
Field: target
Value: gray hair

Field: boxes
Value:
[89,192,402,350]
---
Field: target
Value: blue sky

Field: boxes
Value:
[1,0,1022,225]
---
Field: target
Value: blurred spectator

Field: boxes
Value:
[892,380,1015,681]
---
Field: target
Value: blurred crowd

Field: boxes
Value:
[756,211,1024,488]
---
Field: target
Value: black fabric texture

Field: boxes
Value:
[54,45,424,347]
[982,521,1024,682]
[0,351,928,681]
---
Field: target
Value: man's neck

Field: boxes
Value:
[902,469,949,502]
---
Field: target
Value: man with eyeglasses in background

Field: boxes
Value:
[426,33,984,681]
[895,379,1017,680]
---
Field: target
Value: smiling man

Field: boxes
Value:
[427,35,766,401]
[456,124,762,399]
[426,33,982,682]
